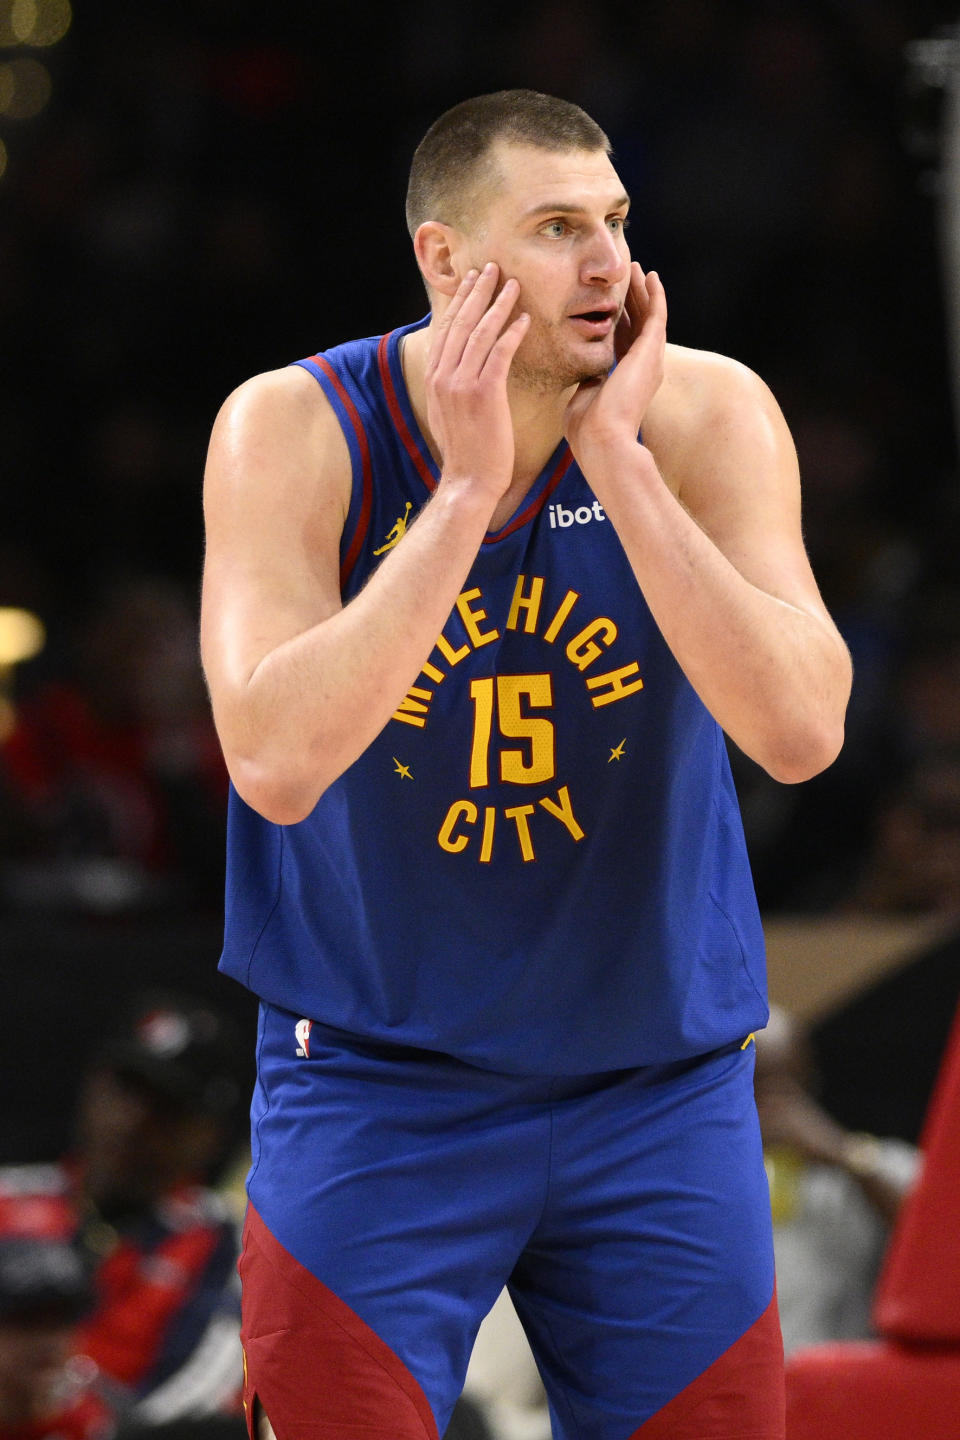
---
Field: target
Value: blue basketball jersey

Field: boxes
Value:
[218,316,768,1073]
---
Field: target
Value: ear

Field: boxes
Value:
[414,221,470,297]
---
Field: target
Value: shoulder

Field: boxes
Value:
[643,343,797,499]
[204,364,352,517]
[649,343,787,445]
[210,364,339,449]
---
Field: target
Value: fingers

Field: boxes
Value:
[479,309,531,382]
[616,264,667,360]
[452,267,517,360]
[615,262,645,359]
[645,269,668,329]
[625,260,645,324]
[629,258,645,301]
[627,262,666,325]
[426,267,480,374]
[428,264,525,379]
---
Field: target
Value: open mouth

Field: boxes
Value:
[568,309,617,337]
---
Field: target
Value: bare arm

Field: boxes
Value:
[200,266,529,823]
[564,264,852,783]
[755,1079,918,1225]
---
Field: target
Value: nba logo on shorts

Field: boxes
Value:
[294,1018,313,1058]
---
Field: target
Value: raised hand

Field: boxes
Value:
[425,263,530,505]
[563,262,667,462]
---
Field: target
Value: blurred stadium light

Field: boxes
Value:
[0,0,71,178]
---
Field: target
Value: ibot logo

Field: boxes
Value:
[547,500,606,529]
[294,1018,313,1058]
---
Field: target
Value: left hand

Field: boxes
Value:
[563,262,667,462]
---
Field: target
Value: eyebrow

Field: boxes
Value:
[520,192,631,221]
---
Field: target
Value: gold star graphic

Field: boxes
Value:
[393,758,413,780]
[609,739,626,763]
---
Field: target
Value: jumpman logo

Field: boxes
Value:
[374,502,413,555]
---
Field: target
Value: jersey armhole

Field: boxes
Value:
[291,357,373,592]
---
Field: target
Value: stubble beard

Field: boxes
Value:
[508,318,613,395]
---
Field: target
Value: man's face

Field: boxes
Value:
[74,1068,222,1217]
[462,140,632,392]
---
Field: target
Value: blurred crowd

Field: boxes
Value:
[0,991,246,1440]
[2,0,960,917]
[0,989,924,1440]
[0,988,498,1440]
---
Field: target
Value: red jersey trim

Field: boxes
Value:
[489,444,572,543]
[309,354,374,590]
[377,330,575,544]
[377,332,437,494]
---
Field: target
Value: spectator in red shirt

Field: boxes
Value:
[0,993,249,1426]
[0,577,228,912]
[0,1212,111,1440]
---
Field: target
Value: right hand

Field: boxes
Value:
[425,263,530,504]
[564,263,667,467]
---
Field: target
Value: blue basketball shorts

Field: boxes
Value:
[239,1002,784,1440]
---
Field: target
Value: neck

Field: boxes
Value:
[400,322,574,492]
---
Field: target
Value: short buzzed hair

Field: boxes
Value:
[405,89,610,238]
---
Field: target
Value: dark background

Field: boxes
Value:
[2,0,960,1161]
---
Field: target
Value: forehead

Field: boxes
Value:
[482,140,627,222]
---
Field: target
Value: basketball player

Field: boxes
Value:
[200,90,852,1440]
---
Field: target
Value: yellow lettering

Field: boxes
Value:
[587,662,645,708]
[469,678,495,788]
[506,574,544,634]
[504,804,536,861]
[497,674,555,785]
[456,588,499,649]
[438,800,477,853]
[392,686,433,728]
[543,589,579,643]
[539,785,584,841]
[566,617,618,671]
[421,660,445,683]
[479,807,496,863]
[437,791,583,862]
[436,632,469,666]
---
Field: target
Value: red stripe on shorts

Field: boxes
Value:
[630,1286,785,1439]
[239,1203,439,1440]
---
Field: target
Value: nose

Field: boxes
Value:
[581,223,628,286]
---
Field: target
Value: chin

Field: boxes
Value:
[578,354,614,381]
[570,354,614,387]
[574,330,616,364]
[512,335,613,393]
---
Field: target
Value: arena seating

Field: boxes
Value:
[784,999,960,1437]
